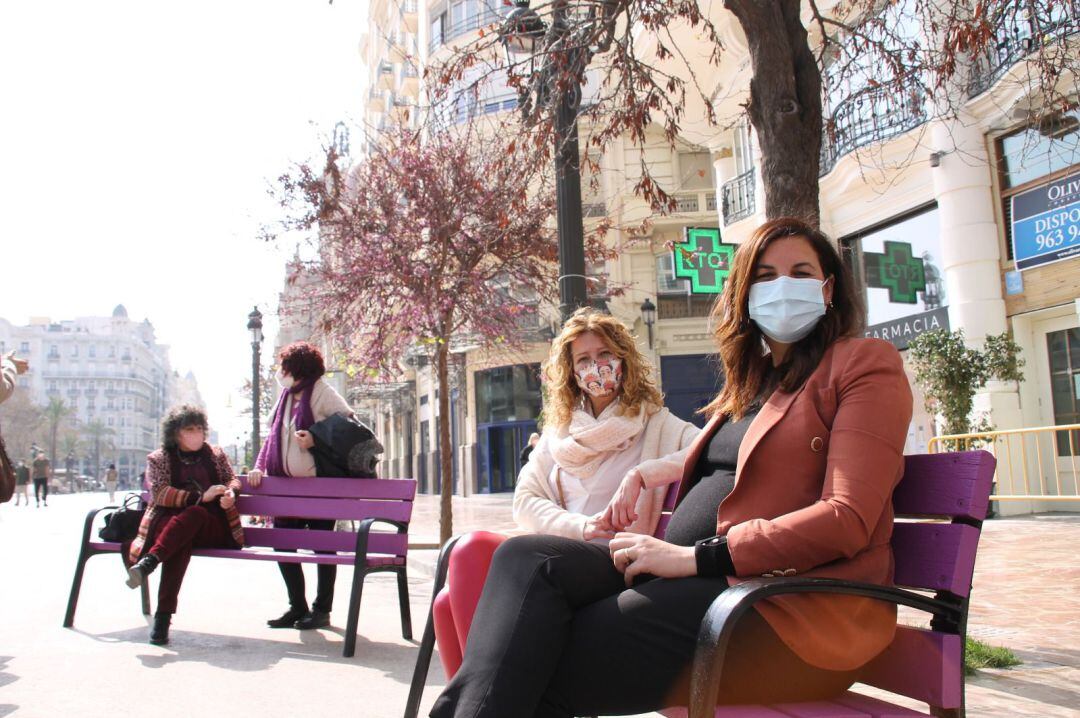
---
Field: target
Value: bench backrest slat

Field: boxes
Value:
[240,475,417,501]
[891,522,980,597]
[236,495,413,523]
[242,526,408,556]
[892,452,995,520]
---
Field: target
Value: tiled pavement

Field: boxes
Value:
[411,495,1080,717]
[3,492,1077,717]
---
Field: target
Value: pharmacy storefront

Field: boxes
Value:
[843,204,946,453]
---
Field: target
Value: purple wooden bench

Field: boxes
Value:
[404,450,995,718]
[64,475,417,657]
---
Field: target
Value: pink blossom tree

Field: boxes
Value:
[271,125,614,542]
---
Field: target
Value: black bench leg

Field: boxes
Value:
[344,566,369,658]
[405,603,438,718]
[404,535,461,718]
[397,567,413,641]
[63,545,94,628]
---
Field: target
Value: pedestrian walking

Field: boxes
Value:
[15,461,31,506]
[517,432,540,466]
[104,463,118,502]
[31,452,51,507]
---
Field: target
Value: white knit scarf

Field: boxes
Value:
[550,401,648,479]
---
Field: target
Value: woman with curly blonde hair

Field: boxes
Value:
[513,307,699,541]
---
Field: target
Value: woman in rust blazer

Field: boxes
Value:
[430,218,913,718]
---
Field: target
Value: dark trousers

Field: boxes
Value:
[149,505,233,614]
[275,517,337,614]
[430,534,859,718]
[33,478,48,503]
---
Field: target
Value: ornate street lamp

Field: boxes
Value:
[640,297,657,349]
[501,0,590,323]
[247,306,264,459]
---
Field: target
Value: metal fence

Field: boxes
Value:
[928,423,1080,503]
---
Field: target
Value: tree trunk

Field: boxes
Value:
[726,0,823,225]
[435,341,455,546]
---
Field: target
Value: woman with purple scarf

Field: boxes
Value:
[249,341,352,630]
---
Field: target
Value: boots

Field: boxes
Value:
[126,553,160,589]
[149,612,171,645]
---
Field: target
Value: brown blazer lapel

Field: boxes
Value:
[734,371,818,486]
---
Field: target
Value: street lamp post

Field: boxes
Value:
[502,0,590,323]
[247,306,264,461]
[640,297,657,349]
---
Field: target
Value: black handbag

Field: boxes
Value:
[99,493,146,542]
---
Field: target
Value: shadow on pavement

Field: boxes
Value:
[68,626,425,682]
[0,654,18,716]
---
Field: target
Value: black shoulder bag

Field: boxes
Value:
[99,493,146,542]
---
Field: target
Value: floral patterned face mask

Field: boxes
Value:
[574,357,622,398]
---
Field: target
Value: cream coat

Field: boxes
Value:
[513,405,699,539]
[261,379,352,478]
[1,356,16,405]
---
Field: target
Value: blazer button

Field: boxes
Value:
[810,436,824,452]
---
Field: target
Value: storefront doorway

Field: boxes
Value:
[476,420,537,493]
[659,354,722,428]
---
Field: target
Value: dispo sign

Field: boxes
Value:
[1012,169,1080,271]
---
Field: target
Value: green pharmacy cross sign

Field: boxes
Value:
[673,227,734,294]
[864,240,926,304]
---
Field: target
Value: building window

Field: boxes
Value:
[1047,328,1080,457]
[655,254,714,320]
[997,108,1080,260]
[678,151,713,191]
[475,364,542,425]
[70,344,78,357]
[89,345,96,358]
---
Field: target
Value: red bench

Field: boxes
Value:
[64,475,417,657]
[405,450,995,718]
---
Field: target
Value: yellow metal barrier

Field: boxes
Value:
[928,423,1080,502]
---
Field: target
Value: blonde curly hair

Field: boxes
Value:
[542,308,663,430]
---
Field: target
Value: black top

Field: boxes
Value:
[663,408,760,548]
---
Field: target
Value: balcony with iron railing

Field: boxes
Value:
[820,77,929,176]
[968,3,1078,98]
[429,8,504,53]
[720,169,755,225]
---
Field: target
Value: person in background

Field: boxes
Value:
[518,433,540,467]
[31,452,51,508]
[104,463,118,502]
[248,341,353,631]
[15,461,31,506]
[125,405,243,645]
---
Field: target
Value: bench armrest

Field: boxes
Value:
[353,517,410,557]
[688,577,963,718]
[78,504,122,545]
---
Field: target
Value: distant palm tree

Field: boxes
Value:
[44,397,74,469]
[82,419,115,480]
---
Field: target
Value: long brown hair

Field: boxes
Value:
[704,217,863,420]
[542,308,663,430]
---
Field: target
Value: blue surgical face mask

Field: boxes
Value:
[748,276,828,344]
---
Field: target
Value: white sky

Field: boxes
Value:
[1,0,368,446]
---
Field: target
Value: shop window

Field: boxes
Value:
[654,254,714,320]
[1047,328,1080,457]
[842,205,947,349]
